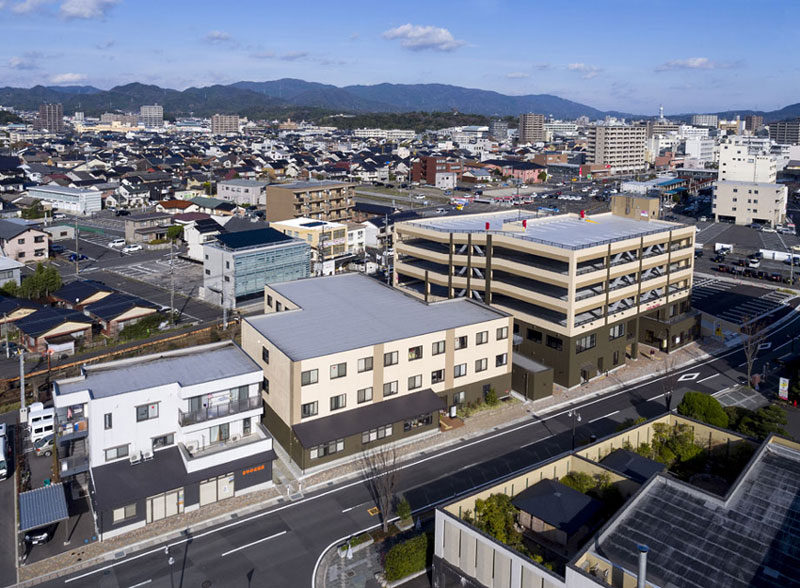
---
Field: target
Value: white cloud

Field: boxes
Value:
[50,72,87,83]
[10,0,52,13]
[59,0,118,19]
[8,56,38,69]
[205,30,231,44]
[382,23,465,52]
[655,57,739,72]
[567,62,602,79]
[506,72,530,79]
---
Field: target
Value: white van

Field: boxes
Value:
[0,437,7,481]
[27,404,55,444]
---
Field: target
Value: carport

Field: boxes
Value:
[19,483,69,557]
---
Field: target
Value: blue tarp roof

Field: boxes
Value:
[19,483,69,532]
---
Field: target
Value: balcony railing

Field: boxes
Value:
[179,395,261,426]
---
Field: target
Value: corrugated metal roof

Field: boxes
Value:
[19,483,69,532]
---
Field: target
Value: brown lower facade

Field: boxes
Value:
[639,306,701,353]
[262,372,511,471]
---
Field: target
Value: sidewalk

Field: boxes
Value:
[11,337,739,585]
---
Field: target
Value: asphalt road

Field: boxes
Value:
[0,412,18,588]
[28,302,800,588]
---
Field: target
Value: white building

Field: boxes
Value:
[684,137,715,164]
[27,184,102,215]
[52,342,274,539]
[718,136,777,183]
[713,180,787,226]
[678,125,710,140]
[435,172,458,190]
[353,128,416,141]
[217,179,268,206]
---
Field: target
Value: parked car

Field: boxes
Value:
[33,434,53,457]
[0,341,20,355]
[762,226,777,233]
[711,254,725,263]
[49,244,65,255]
[115,209,130,216]
[748,259,761,269]
[52,213,66,220]
[68,253,88,262]
[24,524,56,545]
[122,244,143,253]
[108,238,126,248]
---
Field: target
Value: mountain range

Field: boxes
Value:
[0,79,798,123]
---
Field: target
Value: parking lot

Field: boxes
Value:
[691,278,794,324]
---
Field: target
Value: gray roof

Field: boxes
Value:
[246,273,508,361]
[270,181,350,191]
[219,179,267,188]
[592,441,800,588]
[55,342,261,399]
[19,483,69,532]
[28,184,97,196]
[402,211,683,250]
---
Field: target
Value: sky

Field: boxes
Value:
[1,0,798,115]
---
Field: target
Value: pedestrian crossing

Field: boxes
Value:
[691,279,793,324]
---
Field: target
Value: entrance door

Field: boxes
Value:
[597,357,604,373]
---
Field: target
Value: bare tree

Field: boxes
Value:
[741,319,767,389]
[660,355,677,411]
[358,445,399,533]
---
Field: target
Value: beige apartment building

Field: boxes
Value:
[586,125,647,174]
[713,180,787,226]
[394,210,696,389]
[210,114,240,135]
[241,273,513,471]
[264,181,354,223]
[269,217,353,275]
[518,113,546,144]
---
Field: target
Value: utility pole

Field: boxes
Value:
[169,238,175,326]
[19,349,25,414]
[74,214,79,277]
[3,313,8,359]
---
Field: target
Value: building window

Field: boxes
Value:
[454,390,466,405]
[330,394,347,411]
[404,414,433,431]
[112,503,137,524]
[301,369,318,386]
[330,362,347,379]
[454,363,467,378]
[309,439,344,460]
[357,387,373,403]
[527,328,542,343]
[17,238,24,244]
[408,345,423,361]
[476,330,488,345]
[267,295,273,308]
[408,374,422,390]
[205,269,211,275]
[357,357,373,373]
[454,335,468,350]
[576,334,596,353]
[261,346,269,364]
[152,434,174,450]
[362,424,392,444]
[105,444,129,462]
[496,326,508,340]
[546,335,563,351]
[262,377,269,394]
[496,353,508,367]
[276,301,283,312]
[383,380,398,396]
[475,358,488,372]
[432,340,446,355]
[609,324,625,340]
[301,401,318,418]
[431,369,444,384]
[136,403,159,422]
[243,417,252,436]
[384,351,398,366]
[104,413,112,430]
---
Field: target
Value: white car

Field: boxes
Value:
[414,194,425,200]
[122,244,143,253]
[108,238,126,248]
[762,226,777,233]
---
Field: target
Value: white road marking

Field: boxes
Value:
[678,372,700,382]
[589,410,619,423]
[127,580,152,588]
[738,361,748,367]
[697,374,720,384]
[521,434,553,448]
[220,530,287,557]
[650,393,665,400]
[341,505,356,513]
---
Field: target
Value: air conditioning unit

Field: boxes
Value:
[129,453,141,465]
[185,442,198,453]
[141,450,153,461]
[231,435,240,442]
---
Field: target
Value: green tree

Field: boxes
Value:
[537,171,547,182]
[21,201,44,219]
[396,496,412,521]
[677,391,729,428]
[724,405,789,440]
[472,493,522,548]
[559,471,596,493]
[0,280,20,297]
[384,534,430,582]
[19,263,62,300]
[166,225,184,241]
[637,422,703,466]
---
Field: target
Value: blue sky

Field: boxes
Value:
[1,0,797,114]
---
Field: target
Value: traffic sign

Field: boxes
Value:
[779,377,790,400]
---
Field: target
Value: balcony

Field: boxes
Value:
[55,407,88,443]
[179,395,261,427]
[178,422,272,474]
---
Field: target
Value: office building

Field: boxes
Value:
[211,114,240,135]
[712,181,787,226]
[27,185,102,215]
[744,115,764,132]
[217,179,267,206]
[411,156,464,186]
[202,227,310,306]
[139,104,164,128]
[586,125,647,174]
[52,342,275,539]
[264,181,354,223]
[488,120,509,140]
[34,103,64,133]
[544,121,578,137]
[768,118,800,145]
[242,273,513,471]
[691,114,718,127]
[517,113,546,144]
[718,136,777,183]
[394,210,696,389]
[684,137,715,164]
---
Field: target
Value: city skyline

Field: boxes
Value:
[2,0,798,115]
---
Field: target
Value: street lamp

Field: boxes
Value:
[665,390,673,412]
[568,409,581,451]
[165,545,175,588]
